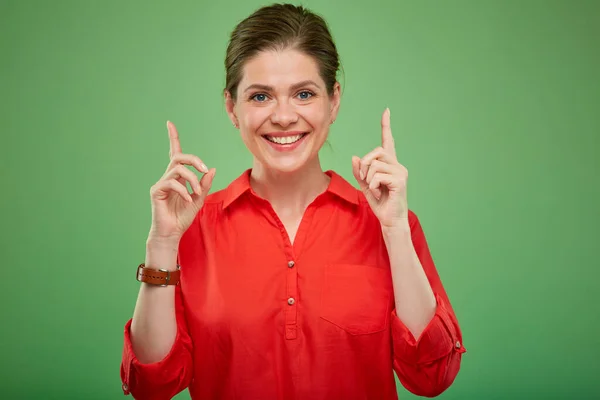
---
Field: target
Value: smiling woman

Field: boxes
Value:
[119,3,466,400]
[226,48,339,176]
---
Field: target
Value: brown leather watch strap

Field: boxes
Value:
[136,263,181,286]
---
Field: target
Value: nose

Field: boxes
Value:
[270,99,298,128]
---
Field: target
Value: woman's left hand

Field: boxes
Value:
[352,108,409,230]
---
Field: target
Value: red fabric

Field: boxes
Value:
[120,169,466,399]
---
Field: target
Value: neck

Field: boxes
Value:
[249,158,330,217]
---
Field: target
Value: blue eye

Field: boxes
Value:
[297,91,313,100]
[252,93,267,102]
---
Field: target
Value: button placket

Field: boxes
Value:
[285,259,298,339]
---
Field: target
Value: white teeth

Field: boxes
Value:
[266,134,304,145]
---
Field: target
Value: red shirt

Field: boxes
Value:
[120,169,466,399]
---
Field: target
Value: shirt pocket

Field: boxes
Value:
[320,263,392,335]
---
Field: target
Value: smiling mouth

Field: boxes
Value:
[263,133,308,145]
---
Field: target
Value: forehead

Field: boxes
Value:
[239,48,323,88]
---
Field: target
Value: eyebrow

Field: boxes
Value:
[243,80,321,93]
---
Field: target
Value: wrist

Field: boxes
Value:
[381,219,411,238]
[145,237,180,272]
[146,235,180,250]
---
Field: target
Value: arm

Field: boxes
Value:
[120,239,194,398]
[383,211,466,397]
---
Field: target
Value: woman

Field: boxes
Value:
[120,4,466,399]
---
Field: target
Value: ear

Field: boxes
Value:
[224,89,239,129]
[329,82,341,124]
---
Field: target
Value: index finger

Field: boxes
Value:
[381,108,395,156]
[167,120,182,158]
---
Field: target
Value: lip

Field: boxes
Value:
[262,131,306,138]
[262,132,308,152]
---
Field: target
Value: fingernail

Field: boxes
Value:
[200,163,208,173]
[359,170,365,180]
[166,120,171,127]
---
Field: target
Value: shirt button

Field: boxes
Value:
[455,341,461,349]
[287,297,295,305]
[288,261,295,268]
[122,383,129,392]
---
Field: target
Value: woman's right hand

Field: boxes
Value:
[147,121,215,243]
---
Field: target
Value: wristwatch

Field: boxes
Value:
[136,263,181,286]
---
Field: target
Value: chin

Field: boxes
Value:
[264,158,309,174]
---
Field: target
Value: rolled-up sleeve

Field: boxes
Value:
[391,211,466,397]
[391,294,465,397]
[119,283,194,399]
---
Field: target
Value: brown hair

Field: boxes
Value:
[224,3,341,101]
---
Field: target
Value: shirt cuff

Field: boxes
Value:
[391,294,466,365]
[120,318,190,395]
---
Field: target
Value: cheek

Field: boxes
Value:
[241,107,270,131]
[300,105,329,128]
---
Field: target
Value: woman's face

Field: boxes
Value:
[226,48,340,174]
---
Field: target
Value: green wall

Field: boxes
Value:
[1,0,598,398]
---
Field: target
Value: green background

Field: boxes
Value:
[1,0,598,398]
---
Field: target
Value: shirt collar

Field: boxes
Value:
[222,169,359,210]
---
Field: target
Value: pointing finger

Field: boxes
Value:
[381,108,395,156]
[167,120,182,159]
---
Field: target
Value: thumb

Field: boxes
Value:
[194,168,216,204]
[352,156,381,203]
[352,156,366,190]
